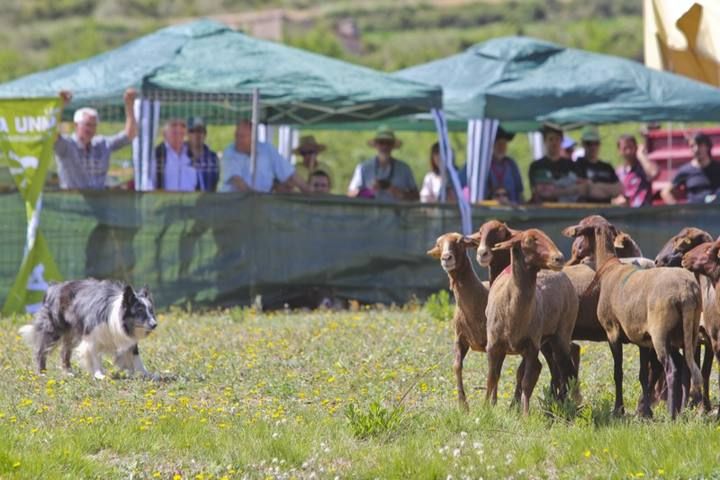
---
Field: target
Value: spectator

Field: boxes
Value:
[528,125,584,203]
[293,136,334,185]
[574,126,623,203]
[613,134,653,207]
[220,120,309,193]
[420,142,457,203]
[485,127,523,204]
[347,126,418,201]
[54,88,137,189]
[153,118,198,191]
[186,117,219,192]
[309,169,332,194]
[562,136,576,160]
[660,133,720,205]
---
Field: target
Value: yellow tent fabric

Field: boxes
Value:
[644,0,720,86]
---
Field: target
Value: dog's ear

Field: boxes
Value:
[137,284,151,299]
[122,284,136,309]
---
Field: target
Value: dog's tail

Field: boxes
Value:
[18,324,36,348]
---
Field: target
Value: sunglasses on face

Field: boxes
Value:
[299,150,317,155]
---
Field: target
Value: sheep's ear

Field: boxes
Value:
[427,245,442,258]
[462,234,480,248]
[562,225,581,238]
[492,232,522,251]
[613,233,627,249]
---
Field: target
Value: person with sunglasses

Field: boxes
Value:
[292,136,334,191]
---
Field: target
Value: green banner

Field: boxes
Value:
[0,98,63,315]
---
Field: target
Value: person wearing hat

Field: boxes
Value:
[152,118,198,191]
[574,126,622,203]
[528,125,585,203]
[661,132,720,204]
[186,117,219,192]
[347,126,418,201]
[293,136,334,189]
[485,126,524,204]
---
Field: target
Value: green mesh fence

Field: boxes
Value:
[1,192,719,311]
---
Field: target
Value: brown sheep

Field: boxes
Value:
[470,220,578,400]
[427,233,489,411]
[484,228,578,415]
[567,229,651,268]
[681,239,720,416]
[564,217,703,418]
[656,227,715,411]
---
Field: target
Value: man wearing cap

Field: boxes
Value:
[153,118,198,191]
[347,126,418,201]
[528,125,585,203]
[220,120,310,193]
[574,126,622,203]
[54,88,138,189]
[186,117,219,192]
[293,135,334,188]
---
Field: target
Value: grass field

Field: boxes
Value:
[2,306,720,479]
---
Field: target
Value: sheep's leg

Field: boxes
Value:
[486,346,506,406]
[671,349,688,409]
[540,343,560,399]
[681,306,704,408]
[608,341,624,415]
[637,347,653,419]
[700,340,713,412]
[570,342,581,380]
[453,338,470,412]
[715,349,720,419]
[520,346,542,416]
[511,358,526,408]
[648,350,666,406]
[548,337,578,402]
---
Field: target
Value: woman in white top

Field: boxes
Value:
[420,142,457,203]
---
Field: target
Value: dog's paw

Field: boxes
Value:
[93,371,106,380]
[62,369,75,377]
[143,371,161,382]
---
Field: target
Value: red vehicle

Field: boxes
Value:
[643,126,720,204]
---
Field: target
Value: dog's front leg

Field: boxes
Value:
[77,340,105,380]
[130,345,158,380]
[114,348,134,373]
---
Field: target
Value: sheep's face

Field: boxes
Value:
[427,233,473,273]
[567,235,593,265]
[472,220,515,267]
[493,229,565,271]
[655,227,713,267]
[681,241,719,277]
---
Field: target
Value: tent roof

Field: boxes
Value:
[395,35,720,127]
[0,20,441,125]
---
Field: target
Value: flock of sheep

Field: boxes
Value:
[427,215,720,419]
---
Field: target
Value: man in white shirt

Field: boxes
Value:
[153,118,197,191]
[220,120,309,193]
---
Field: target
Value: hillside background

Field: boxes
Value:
[0,0,652,192]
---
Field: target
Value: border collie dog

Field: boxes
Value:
[19,279,157,379]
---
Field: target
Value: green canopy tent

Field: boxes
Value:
[0,19,448,200]
[394,36,720,202]
[0,19,441,125]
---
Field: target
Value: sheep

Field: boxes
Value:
[656,227,715,411]
[484,228,578,415]
[564,217,703,418]
[427,232,489,411]
[563,217,662,414]
[470,220,578,400]
[682,239,720,416]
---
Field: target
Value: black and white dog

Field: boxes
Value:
[19,279,158,379]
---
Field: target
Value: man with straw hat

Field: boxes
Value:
[293,135,334,187]
[347,126,418,201]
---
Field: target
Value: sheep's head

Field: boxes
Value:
[427,232,476,274]
[567,235,592,266]
[655,227,713,267]
[492,228,565,271]
[681,240,720,280]
[470,219,518,267]
[613,231,643,258]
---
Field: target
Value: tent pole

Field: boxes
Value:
[432,109,472,235]
[251,88,260,187]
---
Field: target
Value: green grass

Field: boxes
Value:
[2,307,720,479]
